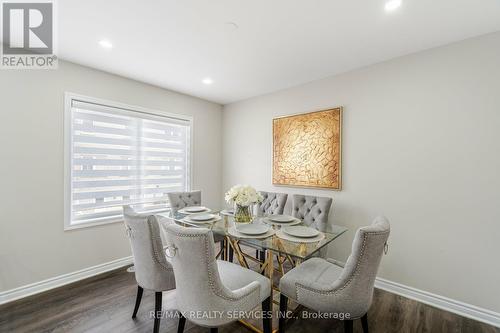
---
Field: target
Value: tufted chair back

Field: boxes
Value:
[167,190,202,214]
[164,224,263,326]
[286,217,390,318]
[123,205,176,291]
[255,191,288,216]
[333,216,391,316]
[292,194,332,232]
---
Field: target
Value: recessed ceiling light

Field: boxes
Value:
[98,39,113,49]
[385,0,402,12]
[202,78,214,85]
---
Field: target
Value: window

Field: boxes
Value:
[64,93,192,230]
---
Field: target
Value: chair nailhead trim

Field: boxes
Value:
[166,230,260,302]
[295,231,389,299]
[147,218,174,272]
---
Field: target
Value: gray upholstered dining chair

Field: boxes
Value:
[164,223,272,333]
[250,191,288,261]
[167,190,202,214]
[255,191,288,216]
[279,216,391,333]
[292,194,333,258]
[292,194,333,232]
[167,190,226,257]
[123,206,176,333]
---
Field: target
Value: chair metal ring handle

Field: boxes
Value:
[165,245,177,258]
[125,226,133,238]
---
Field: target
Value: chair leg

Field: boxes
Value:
[262,296,272,333]
[361,313,369,333]
[210,328,218,333]
[344,320,353,333]
[132,286,143,318]
[220,241,225,260]
[259,250,266,275]
[154,292,162,333]
[228,245,234,262]
[177,313,186,333]
[279,293,288,333]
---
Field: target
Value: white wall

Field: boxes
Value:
[222,32,500,313]
[0,60,222,291]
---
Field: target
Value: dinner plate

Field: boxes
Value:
[182,215,221,225]
[262,217,301,226]
[220,209,234,216]
[236,223,270,235]
[282,226,320,238]
[190,213,216,221]
[269,215,295,223]
[228,226,275,239]
[275,229,325,243]
[184,206,208,213]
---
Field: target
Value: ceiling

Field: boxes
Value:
[58,0,500,104]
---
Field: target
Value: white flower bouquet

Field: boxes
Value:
[225,185,263,206]
[225,185,263,222]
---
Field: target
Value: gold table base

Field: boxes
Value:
[225,236,301,333]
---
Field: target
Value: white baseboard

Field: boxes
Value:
[375,277,500,328]
[0,256,133,306]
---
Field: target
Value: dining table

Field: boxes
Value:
[157,208,348,333]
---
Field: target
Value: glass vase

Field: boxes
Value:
[234,204,252,223]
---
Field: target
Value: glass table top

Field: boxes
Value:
[157,209,347,260]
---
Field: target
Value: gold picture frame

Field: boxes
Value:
[272,107,342,190]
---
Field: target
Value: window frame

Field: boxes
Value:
[63,92,194,231]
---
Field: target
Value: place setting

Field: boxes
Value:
[259,213,325,243]
[220,208,234,216]
[261,214,301,226]
[180,212,221,225]
[275,225,325,243]
[177,206,212,214]
[228,221,275,239]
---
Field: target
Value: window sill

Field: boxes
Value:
[64,217,124,231]
[64,208,170,231]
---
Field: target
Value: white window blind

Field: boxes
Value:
[66,97,191,228]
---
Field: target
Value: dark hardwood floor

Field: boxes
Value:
[1,264,498,333]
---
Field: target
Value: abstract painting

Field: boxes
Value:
[272,108,342,190]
